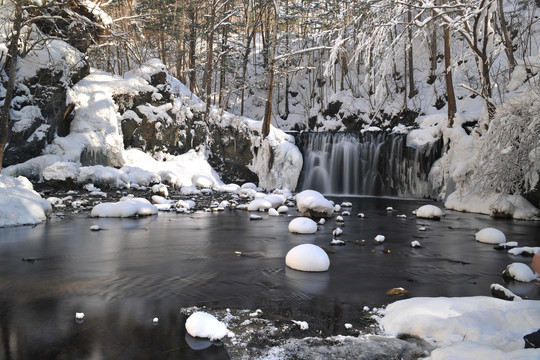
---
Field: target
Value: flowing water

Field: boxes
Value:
[298,132,442,197]
[0,197,538,359]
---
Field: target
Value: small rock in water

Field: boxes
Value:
[341,211,350,216]
[374,234,385,244]
[75,312,85,323]
[411,240,421,248]
[333,228,343,237]
[386,287,408,296]
[336,215,344,223]
[357,213,365,218]
[318,218,326,225]
[386,206,394,211]
[153,317,159,325]
[397,214,407,218]
[334,204,341,212]
[250,214,262,221]
[90,225,101,231]
[418,227,427,231]
[341,202,352,208]
[330,239,345,246]
[344,323,353,329]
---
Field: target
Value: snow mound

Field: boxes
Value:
[285,244,330,272]
[247,199,273,212]
[415,205,443,220]
[288,217,318,234]
[502,263,537,282]
[185,312,231,341]
[295,190,334,218]
[0,175,52,227]
[475,228,506,244]
[90,197,158,218]
[379,296,540,358]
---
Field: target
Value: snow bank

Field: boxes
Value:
[285,244,330,272]
[0,175,52,227]
[475,228,506,244]
[415,205,443,220]
[379,297,540,358]
[295,190,334,218]
[288,217,318,234]
[445,191,539,220]
[90,197,158,218]
[185,312,232,341]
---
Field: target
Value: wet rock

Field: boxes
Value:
[386,287,408,296]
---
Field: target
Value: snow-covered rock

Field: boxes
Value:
[475,228,506,244]
[374,234,385,244]
[502,263,537,282]
[288,217,318,234]
[0,175,52,227]
[414,205,443,220]
[285,244,330,272]
[185,312,232,341]
[247,199,273,212]
[268,208,279,216]
[90,197,158,217]
[295,190,334,218]
[277,205,289,214]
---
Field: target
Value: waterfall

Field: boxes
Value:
[297,132,442,198]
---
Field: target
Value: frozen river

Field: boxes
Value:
[0,196,538,359]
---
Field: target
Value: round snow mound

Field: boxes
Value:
[288,217,318,234]
[415,205,443,219]
[502,263,536,282]
[475,227,506,244]
[285,244,330,272]
[185,312,229,341]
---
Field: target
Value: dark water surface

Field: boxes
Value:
[0,196,539,359]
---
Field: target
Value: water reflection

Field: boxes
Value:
[0,197,538,359]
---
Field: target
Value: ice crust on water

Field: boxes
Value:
[285,244,330,272]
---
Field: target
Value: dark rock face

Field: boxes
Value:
[117,70,258,184]
[3,63,90,167]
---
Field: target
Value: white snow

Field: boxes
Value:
[374,234,385,244]
[503,263,537,282]
[268,208,279,216]
[415,205,443,219]
[185,312,232,341]
[75,312,84,320]
[379,297,540,359]
[295,190,334,218]
[292,320,309,330]
[247,199,273,212]
[0,175,52,227]
[475,228,506,244]
[288,217,318,234]
[285,244,330,272]
[90,197,158,218]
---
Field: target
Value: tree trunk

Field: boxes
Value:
[188,6,198,94]
[0,0,23,173]
[429,0,438,84]
[497,0,516,77]
[444,23,457,127]
[262,2,277,138]
[204,1,216,122]
[407,4,416,99]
